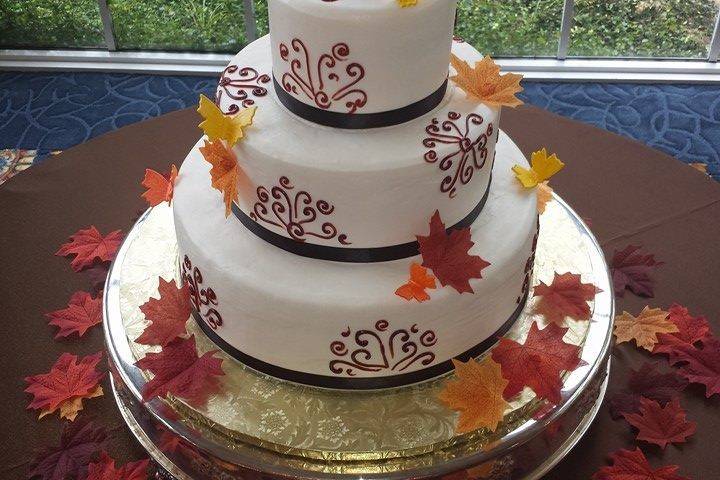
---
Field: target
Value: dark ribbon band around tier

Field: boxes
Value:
[273,76,449,129]
[232,175,492,263]
[193,290,527,390]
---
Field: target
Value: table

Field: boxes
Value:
[1,105,719,479]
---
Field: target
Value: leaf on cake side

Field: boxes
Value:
[197,94,256,147]
[450,54,524,108]
[512,148,564,189]
[141,165,178,207]
[395,262,436,302]
[199,139,243,218]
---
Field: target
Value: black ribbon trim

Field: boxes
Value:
[232,175,492,263]
[193,290,528,390]
[273,76,448,129]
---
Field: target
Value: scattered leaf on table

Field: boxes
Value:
[197,94,257,146]
[608,362,687,420]
[395,262,436,302]
[537,181,553,214]
[55,226,123,272]
[593,448,689,480]
[83,262,110,294]
[136,278,192,347]
[417,210,490,294]
[610,245,663,298]
[199,139,242,217]
[49,385,104,421]
[25,352,105,420]
[141,165,178,207]
[668,337,720,398]
[438,357,510,433]
[533,272,600,324]
[623,397,696,449]
[491,322,584,404]
[512,148,564,188]
[135,335,224,407]
[689,162,708,175]
[614,307,677,352]
[450,54,524,108]
[85,451,150,480]
[27,418,107,480]
[653,303,712,358]
[45,291,102,339]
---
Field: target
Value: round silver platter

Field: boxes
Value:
[104,194,614,480]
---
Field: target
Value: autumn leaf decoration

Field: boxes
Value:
[653,303,712,357]
[141,165,178,207]
[46,291,102,339]
[135,277,192,347]
[85,451,150,480]
[450,54,524,108]
[593,448,690,480]
[397,0,418,6]
[622,397,696,449]
[614,306,678,352]
[395,263,436,302]
[608,362,687,419]
[512,148,565,189]
[611,245,663,298]
[533,272,600,325]
[55,226,123,272]
[197,94,256,147]
[199,139,243,217]
[536,181,553,214]
[438,357,510,433]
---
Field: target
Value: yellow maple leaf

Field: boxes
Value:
[199,139,242,218]
[39,385,103,421]
[197,94,257,147]
[397,0,418,6]
[614,306,678,351]
[450,54,524,108]
[512,148,565,188]
[438,357,509,434]
[537,181,553,214]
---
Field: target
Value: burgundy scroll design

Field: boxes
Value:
[215,65,271,114]
[423,111,494,198]
[278,38,367,113]
[182,255,223,330]
[329,320,438,376]
[453,35,466,43]
[249,176,351,245]
[517,219,541,304]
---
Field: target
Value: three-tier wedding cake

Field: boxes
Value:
[172,0,538,390]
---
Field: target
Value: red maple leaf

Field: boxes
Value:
[27,419,107,480]
[653,304,712,358]
[141,165,178,207]
[135,335,224,407]
[623,397,696,449]
[593,448,689,480]
[417,210,490,294]
[45,291,102,339]
[85,451,150,480]
[55,226,124,272]
[491,322,584,404]
[610,245,663,298]
[532,272,601,324]
[25,352,105,415]
[608,362,687,420]
[668,337,720,398]
[135,278,191,347]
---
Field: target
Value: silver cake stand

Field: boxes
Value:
[104,194,613,480]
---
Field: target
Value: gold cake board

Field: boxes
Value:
[104,195,614,479]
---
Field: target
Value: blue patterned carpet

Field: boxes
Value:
[0,72,718,179]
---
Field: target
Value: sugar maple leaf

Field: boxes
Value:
[537,181,553,214]
[608,362,687,419]
[450,54,524,108]
[512,148,564,188]
[199,139,242,218]
[653,303,712,358]
[438,357,510,433]
[593,448,689,480]
[25,352,105,420]
[491,322,583,404]
[141,165,178,207]
[623,397,696,449]
[614,307,677,352]
[533,272,600,325]
[397,0,418,6]
[610,245,663,298]
[417,210,491,294]
[135,335,224,407]
[55,226,123,272]
[668,337,720,398]
[395,262,437,302]
[136,278,191,347]
[45,291,102,339]
[85,451,150,480]
[197,94,256,146]
[27,419,107,480]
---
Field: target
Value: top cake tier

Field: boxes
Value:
[268,0,458,128]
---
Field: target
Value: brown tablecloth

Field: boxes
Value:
[1,106,719,479]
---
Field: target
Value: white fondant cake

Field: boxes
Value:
[173,0,538,389]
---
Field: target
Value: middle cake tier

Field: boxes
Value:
[173,132,537,390]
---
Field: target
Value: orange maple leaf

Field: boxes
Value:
[450,54,524,108]
[438,357,509,433]
[199,140,242,217]
[614,307,678,351]
[141,165,178,207]
[537,182,553,214]
[395,263,437,302]
[533,272,600,325]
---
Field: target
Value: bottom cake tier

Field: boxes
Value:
[172,131,537,389]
